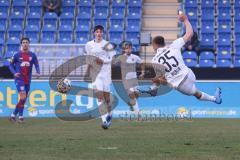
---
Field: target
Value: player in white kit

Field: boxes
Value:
[85,25,116,129]
[143,12,222,104]
[113,41,144,112]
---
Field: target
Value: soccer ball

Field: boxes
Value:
[57,78,72,93]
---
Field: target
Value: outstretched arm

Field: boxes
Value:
[179,11,194,43]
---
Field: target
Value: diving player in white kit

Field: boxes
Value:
[142,11,222,104]
[85,25,116,129]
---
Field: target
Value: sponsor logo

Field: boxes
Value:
[177,107,189,118]
[28,107,38,117]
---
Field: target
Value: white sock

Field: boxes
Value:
[132,99,139,112]
[101,113,108,123]
[150,83,159,90]
[200,92,216,102]
[19,116,24,119]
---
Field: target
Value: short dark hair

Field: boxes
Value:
[120,41,132,49]
[153,36,165,47]
[21,37,30,44]
[93,25,104,32]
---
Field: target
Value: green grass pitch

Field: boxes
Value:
[0,118,240,160]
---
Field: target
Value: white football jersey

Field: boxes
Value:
[85,39,116,84]
[119,54,142,80]
[151,38,190,88]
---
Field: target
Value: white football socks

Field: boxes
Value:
[200,92,216,102]
[132,99,139,112]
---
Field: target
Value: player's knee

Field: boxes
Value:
[129,93,136,99]
[128,98,136,106]
[20,92,27,100]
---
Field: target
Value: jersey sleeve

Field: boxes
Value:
[85,42,92,55]
[8,53,17,75]
[169,38,185,49]
[135,55,142,63]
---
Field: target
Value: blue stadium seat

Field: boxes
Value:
[218,21,231,33]
[94,19,108,29]
[182,51,197,59]
[0,12,7,27]
[29,6,42,15]
[6,37,20,57]
[109,25,124,32]
[109,32,124,41]
[0,38,4,53]
[26,12,41,26]
[43,12,58,26]
[77,11,91,19]
[12,0,26,14]
[185,0,198,8]
[95,0,109,7]
[41,37,56,43]
[235,9,240,22]
[0,25,5,41]
[185,8,198,20]
[63,0,75,7]
[235,21,240,34]
[95,7,108,19]
[110,37,122,46]
[58,25,73,43]
[201,21,214,34]
[189,20,198,31]
[201,0,214,9]
[217,34,231,46]
[10,12,25,27]
[29,0,41,6]
[217,46,231,59]
[127,19,141,27]
[76,24,89,32]
[235,46,240,56]
[111,7,125,19]
[128,7,142,16]
[24,25,39,42]
[77,18,91,28]
[200,33,215,48]
[235,35,240,46]
[184,59,197,67]
[75,36,89,44]
[0,0,9,13]
[128,10,141,19]
[216,59,232,67]
[59,12,74,26]
[62,6,75,14]
[218,0,231,9]
[126,32,139,39]
[199,59,215,67]
[112,0,126,7]
[79,0,92,6]
[8,25,22,39]
[201,9,214,21]
[42,24,56,43]
[235,0,240,9]
[75,30,89,40]
[110,19,124,27]
[200,51,215,60]
[126,25,140,32]
[128,0,142,7]
[234,58,240,67]
[218,8,231,21]
[78,6,92,15]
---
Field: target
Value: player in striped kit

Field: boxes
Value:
[9,37,40,123]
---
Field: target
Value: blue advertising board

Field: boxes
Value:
[0,80,239,118]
